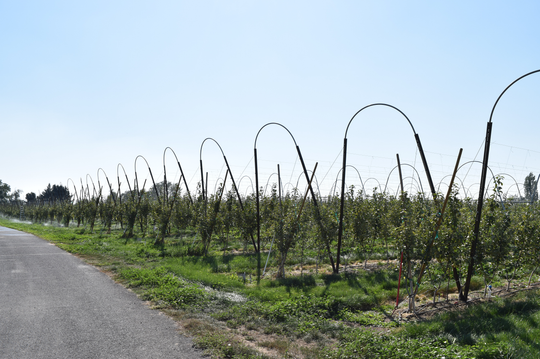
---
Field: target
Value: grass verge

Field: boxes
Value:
[1,217,536,358]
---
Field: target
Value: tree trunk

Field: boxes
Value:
[453,267,466,301]
[528,266,537,287]
[276,250,289,279]
[408,260,415,312]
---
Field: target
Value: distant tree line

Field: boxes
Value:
[25,184,71,203]
[0,179,21,204]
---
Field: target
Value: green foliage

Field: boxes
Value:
[524,172,538,203]
[37,183,71,202]
[339,310,397,328]
[118,266,210,308]
[193,330,265,358]
[403,288,540,358]
[320,328,512,359]
[3,216,540,358]
[477,177,513,288]
[119,266,178,287]
[7,175,540,357]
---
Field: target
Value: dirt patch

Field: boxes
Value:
[390,281,540,323]
[282,259,396,278]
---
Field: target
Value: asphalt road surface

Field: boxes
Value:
[0,226,205,359]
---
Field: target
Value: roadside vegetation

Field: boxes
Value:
[2,173,540,357]
[2,181,540,358]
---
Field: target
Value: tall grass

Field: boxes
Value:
[2,217,539,358]
[403,288,540,357]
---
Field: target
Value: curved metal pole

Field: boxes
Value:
[162,149,170,204]
[443,160,501,200]
[401,183,419,195]
[437,175,468,198]
[200,138,245,205]
[465,69,540,301]
[342,103,436,195]
[383,163,425,195]
[237,175,255,197]
[437,181,449,194]
[213,176,227,195]
[295,170,322,199]
[262,172,278,197]
[164,146,193,204]
[79,178,87,201]
[467,183,480,198]
[253,123,300,255]
[85,174,97,199]
[282,182,295,195]
[363,178,384,196]
[457,160,495,176]
[437,161,510,203]
[66,178,79,203]
[329,165,366,198]
[400,176,422,195]
[199,138,228,198]
[97,168,115,204]
[338,103,436,273]
[504,183,523,200]
[200,137,257,252]
[254,122,335,273]
[484,176,509,206]
[456,160,501,204]
[134,155,160,205]
[496,172,523,199]
[117,163,133,204]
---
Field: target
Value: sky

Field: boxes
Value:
[1,1,540,200]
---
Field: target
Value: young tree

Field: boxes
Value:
[437,186,473,301]
[477,177,511,293]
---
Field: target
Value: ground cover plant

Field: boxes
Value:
[3,174,540,357]
[2,188,539,359]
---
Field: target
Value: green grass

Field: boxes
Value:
[1,216,539,358]
[403,289,540,357]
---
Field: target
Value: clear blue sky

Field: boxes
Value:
[1,1,539,199]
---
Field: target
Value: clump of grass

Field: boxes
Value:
[185,318,267,358]
[403,288,540,357]
[2,217,537,358]
[259,339,289,355]
[163,258,246,290]
[118,266,211,309]
[318,328,512,359]
[339,310,397,328]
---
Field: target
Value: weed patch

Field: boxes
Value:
[2,218,539,358]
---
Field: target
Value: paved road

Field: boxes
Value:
[0,226,205,359]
